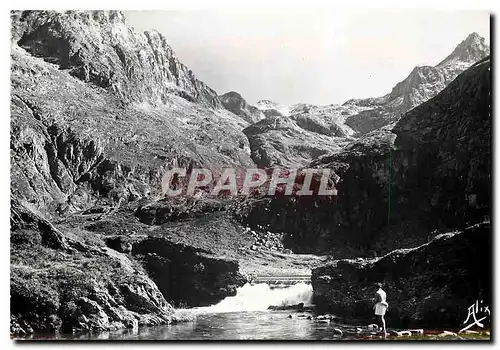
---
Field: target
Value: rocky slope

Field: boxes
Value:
[10,197,174,335]
[12,10,222,107]
[392,56,491,228]
[289,104,357,137]
[255,100,291,117]
[312,221,491,329]
[11,11,254,217]
[242,57,491,256]
[344,32,490,135]
[243,115,352,168]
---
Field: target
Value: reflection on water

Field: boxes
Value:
[48,310,351,340]
[25,283,381,340]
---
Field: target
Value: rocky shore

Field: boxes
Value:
[312,222,491,329]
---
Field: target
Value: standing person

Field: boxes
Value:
[373,282,389,337]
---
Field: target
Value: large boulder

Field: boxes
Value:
[312,222,491,329]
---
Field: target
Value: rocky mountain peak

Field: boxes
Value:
[342,32,490,136]
[12,10,222,108]
[437,32,490,67]
[219,91,264,124]
[221,91,243,100]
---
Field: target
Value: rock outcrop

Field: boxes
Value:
[132,237,246,307]
[392,56,491,228]
[220,91,265,124]
[255,100,291,117]
[243,115,352,168]
[312,222,491,329]
[11,198,174,335]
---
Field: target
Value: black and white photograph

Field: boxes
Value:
[8,4,492,342]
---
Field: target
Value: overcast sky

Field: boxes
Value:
[124,10,490,106]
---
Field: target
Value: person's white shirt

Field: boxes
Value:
[376,288,387,303]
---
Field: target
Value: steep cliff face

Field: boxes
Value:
[241,57,491,255]
[344,32,490,135]
[307,58,492,325]
[12,10,221,107]
[392,57,491,227]
[240,129,404,255]
[312,222,491,329]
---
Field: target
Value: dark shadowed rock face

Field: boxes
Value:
[344,32,490,136]
[392,57,491,228]
[132,237,246,307]
[219,91,264,124]
[239,129,405,256]
[311,222,491,329]
[12,10,221,107]
[240,58,491,256]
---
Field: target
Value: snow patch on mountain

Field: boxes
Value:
[255,100,291,117]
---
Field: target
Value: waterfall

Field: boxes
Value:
[192,282,313,314]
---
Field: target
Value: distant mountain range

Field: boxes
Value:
[232,32,489,167]
[344,32,490,135]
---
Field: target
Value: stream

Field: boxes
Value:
[32,282,389,340]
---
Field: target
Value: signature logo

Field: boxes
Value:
[459,300,490,333]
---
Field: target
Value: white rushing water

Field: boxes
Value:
[184,282,313,315]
